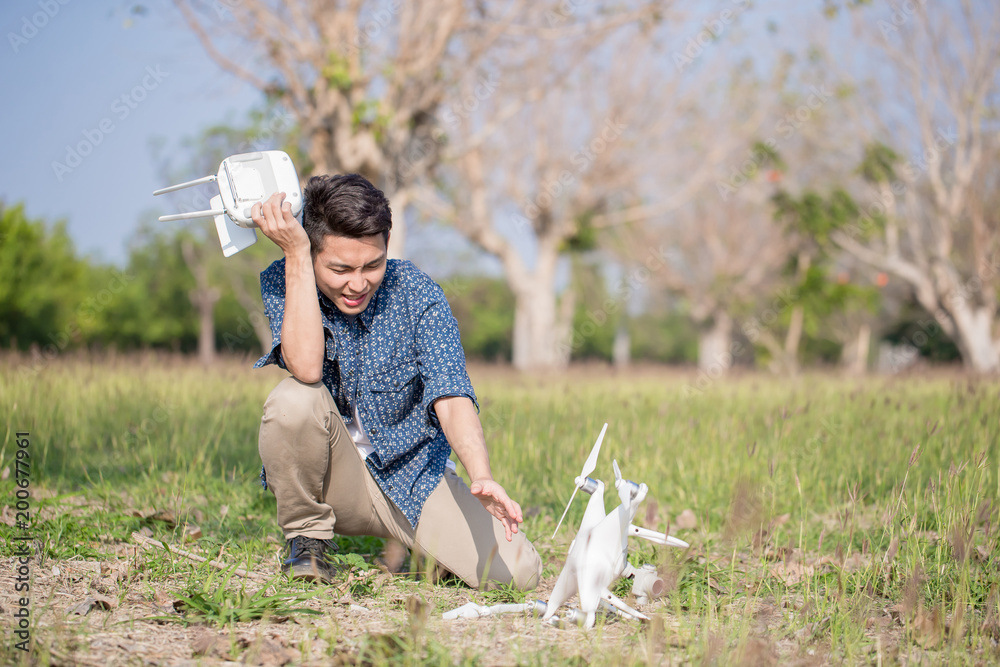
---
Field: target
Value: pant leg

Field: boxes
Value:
[407,469,543,591]
[260,377,541,589]
[258,376,382,540]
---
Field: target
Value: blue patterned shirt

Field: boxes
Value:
[254,258,478,528]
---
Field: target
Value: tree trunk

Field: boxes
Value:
[512,286,574,370]
[181,239,220,365]
[510,242,572,370]
[784,305,804,362]
[385,186,409,260]
[949,303,999,373]
[841,323,871,375]
[613,323,631,369]
[697,310,733,375]
[191,287,220,365]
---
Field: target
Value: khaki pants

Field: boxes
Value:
[258,377,542,590]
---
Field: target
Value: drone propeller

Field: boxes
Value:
[552,423,608,539]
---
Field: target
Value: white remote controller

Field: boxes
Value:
[153,150,303,256]
[216,151,302,227]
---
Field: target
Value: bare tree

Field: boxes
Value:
[601,53,799,375]
[826,2,1000,372]
[412,7,685,370]
[175,0,538,257]
[417,3,783,370]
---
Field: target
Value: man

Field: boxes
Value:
[252,173,541,591]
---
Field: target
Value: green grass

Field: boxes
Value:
[0,355,998,665]
[152,563,325,627]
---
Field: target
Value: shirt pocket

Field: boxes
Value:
[367,361,423,427]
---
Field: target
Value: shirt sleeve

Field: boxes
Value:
[411,270,478,423]
[253,259,287,370]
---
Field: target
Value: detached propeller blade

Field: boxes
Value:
[552,423,609,539]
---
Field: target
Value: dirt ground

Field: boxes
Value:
[1,539,683,666]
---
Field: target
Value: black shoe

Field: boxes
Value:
[281,536,339,583]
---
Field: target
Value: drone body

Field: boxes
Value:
[543,425,689,628]
[442,423,689,628]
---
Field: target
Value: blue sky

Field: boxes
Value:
[1,0,261,264]
[0,0,848,271]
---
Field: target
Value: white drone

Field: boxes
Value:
[444,423,689,628]
[152,150,302,257]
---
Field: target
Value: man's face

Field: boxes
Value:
[312,233,389,315]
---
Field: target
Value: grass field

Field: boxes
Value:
[0,354,998,665]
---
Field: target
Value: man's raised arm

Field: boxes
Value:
[253,192,324,384]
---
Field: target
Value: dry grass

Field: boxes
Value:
[0,355,997,665]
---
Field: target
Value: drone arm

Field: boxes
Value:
[628,524,690,549]
[600,589,649,621]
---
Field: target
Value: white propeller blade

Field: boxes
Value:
[552,423,609,538]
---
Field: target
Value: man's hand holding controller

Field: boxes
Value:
[252,192,311,258]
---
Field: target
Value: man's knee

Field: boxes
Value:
[262,376,330,429]
[480,538,542,591]
[509,540,543,591]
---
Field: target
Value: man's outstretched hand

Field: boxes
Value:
[470,479,523,542]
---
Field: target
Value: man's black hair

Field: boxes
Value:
[302,173,392,253]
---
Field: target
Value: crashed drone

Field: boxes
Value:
[444,423,689,628]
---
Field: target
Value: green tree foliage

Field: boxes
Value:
[567,257,619,362]
[0,203,89,350]
[98,224,199,351]
[770,185,883,365]
[629,310,699,364]
[772,187,868,243]
[446,276,515,362]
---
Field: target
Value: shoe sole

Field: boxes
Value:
[282,560,332,584]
